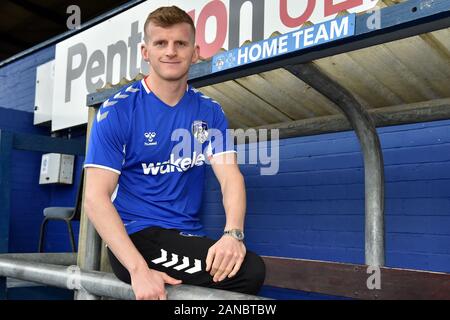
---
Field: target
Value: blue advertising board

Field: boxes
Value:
[212,14,356,73]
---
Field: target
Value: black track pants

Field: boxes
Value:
[107,227,266,295]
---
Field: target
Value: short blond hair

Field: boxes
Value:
[144,6,196,43]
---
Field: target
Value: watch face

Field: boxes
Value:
[233,230,244,240]
[225,229,244,240]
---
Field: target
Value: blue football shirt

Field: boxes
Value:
[84,78,236,235]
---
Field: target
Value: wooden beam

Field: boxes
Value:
[13,133,86,156]
[248,98,450,142]
[76,108,95,269]
[77,107,113,277]
[262,256,450,299]
[87,97,450,144]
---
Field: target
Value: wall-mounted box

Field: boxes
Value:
[39,153,74,185]
[34,60,55,126]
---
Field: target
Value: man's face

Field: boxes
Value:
[141,22,199,82]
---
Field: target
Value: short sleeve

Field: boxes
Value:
[207,103,236,158]
[84,101,128,175]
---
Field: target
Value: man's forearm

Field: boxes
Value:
[84,197,147,274]
[221,172,246,230]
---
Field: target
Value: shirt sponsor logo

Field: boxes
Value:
[142,152,206,175]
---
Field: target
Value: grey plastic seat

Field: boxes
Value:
[43,207,75,219]
[38,170,84,253]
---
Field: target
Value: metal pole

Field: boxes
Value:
[285,63,385,266]
[0,253,76,265]
[75,220,102,300]
[83,222,102,271]
[0,257,269,300]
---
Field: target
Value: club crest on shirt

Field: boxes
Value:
[192,120,209,144]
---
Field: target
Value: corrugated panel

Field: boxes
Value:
[199,70,342,128]
[199,25,450,128]
[236,70,340,117]
[314,27,450,109]
[315,0,450,107]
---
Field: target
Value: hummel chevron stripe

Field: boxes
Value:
[114,92,129,99]
[162,254,179,267]
[151,249,168,264]
[103,99,117,107]
[151,249,202,274]
[126,86,139,93]
[96,110,109,122]
[185,259,202,274]
[174,257,190,270]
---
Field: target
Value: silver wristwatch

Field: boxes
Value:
[223,229,245,241]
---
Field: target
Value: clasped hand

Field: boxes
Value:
[205,235,246,282]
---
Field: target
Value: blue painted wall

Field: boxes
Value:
[0,46,55,113]
[0,107,83,253]
[1,45,83,254]
[201,120,450,275]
